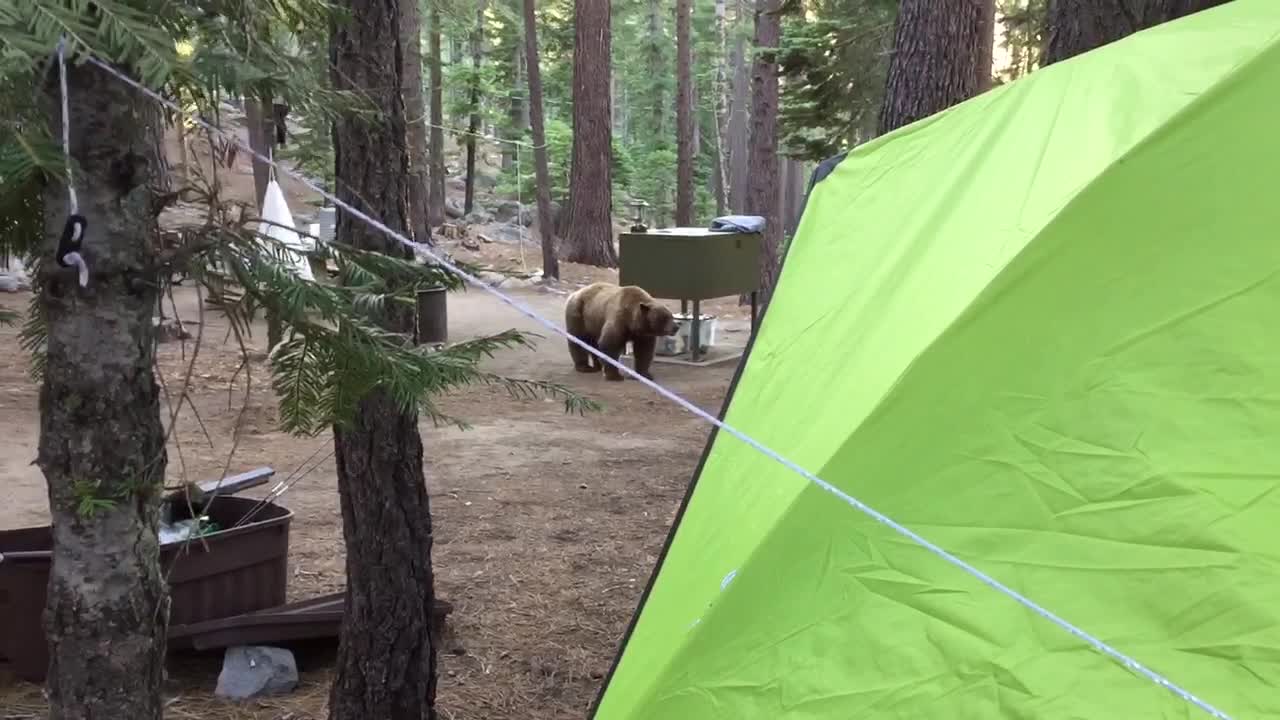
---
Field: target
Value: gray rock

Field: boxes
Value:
[445,199,466,219]
[0,273,28,293]
[215,646,299,700]
[494,201,533,226]
[490,222,529,244]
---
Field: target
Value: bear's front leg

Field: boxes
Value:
[632,335,657,381]
[597,324,628,381]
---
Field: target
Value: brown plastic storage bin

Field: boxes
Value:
[0,496,292,682]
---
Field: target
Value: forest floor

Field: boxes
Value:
[0,120,755,719]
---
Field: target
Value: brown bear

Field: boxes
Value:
[564,282,679,381]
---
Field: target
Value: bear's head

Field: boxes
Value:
[638,302,680,337]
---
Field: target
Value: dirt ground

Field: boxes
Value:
[0,232,754,718]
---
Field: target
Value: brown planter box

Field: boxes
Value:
[0,496,292,682]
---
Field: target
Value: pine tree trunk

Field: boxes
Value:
[726,0,751,212]
[976,0,995,92]
[39,58,168,720]
[675,0,694,226]
[244,96,275,208]
[503,45,525,171]
[647,0,665,137]
[465,1,486,216]
[145,102,172,194]
[563,0,617,267]
[745,0,782,307]
[244,92,284,350]
[712,0,729,215]
[878,0,986,136]
[523,0,560,280]
[403,0,433,244]
[427,3,447,227]
[329,0,439,716]
[1042,0,1229,66]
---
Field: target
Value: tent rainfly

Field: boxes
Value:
[592,2,1280,718]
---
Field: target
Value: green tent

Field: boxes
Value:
[592,2,1280,718]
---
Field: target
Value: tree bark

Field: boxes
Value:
[746,0,782,307]
[563,0,617,267]
[1042,0,1230,66]
[329,0,439,716]
[402,0,433,244]
[38,58,167,720]
[675,0,694,226]
[878,0,986,136]
[427,2,447,227]
[465,0,487,215]
[523,0,560,280]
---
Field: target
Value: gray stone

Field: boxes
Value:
[215,646,299,700]
[494,201,533,226]
[467,208,495,225]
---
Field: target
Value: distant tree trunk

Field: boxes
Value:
[465,0,487,215]
[878,0,986,135]
[563,0,617,267]
[726,0,751,211]
[1042,0,1230,65]
[976,0,995,91]
[403,0,432,244]
[647,0,665,137]
[244,92,284,350]
[523,0,559,280]
[39,58,167,720]
[175,112,189,183]
[427,2,447,226]
[145,103,172,194]
[778,157,806,236]
[745,0,782,307]
[244,97,275,208]
[503,44,525,171]
[329,0,438,717]
[675,0,694,226]
[712,0,729,215]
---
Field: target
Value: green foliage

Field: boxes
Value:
[998,0,1047,82]
[1,0,600,444]
[778,0,897,162]
[72,478,120,518]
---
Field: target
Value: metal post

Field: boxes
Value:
[690,299,701,362]
[750,290,758,339]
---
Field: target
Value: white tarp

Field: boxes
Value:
[258,179,315,282]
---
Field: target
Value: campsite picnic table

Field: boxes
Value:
[618,227,761,362]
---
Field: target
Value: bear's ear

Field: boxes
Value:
[638,301,653,315]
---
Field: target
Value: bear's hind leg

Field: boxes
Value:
[568,335,599,373]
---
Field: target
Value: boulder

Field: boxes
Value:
[494,201,533,226]
[215,646,299,700]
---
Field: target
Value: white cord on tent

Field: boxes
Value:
[86,54,1233,720]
